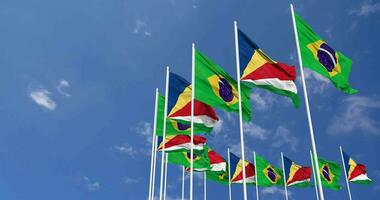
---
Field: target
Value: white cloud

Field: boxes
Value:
[302,68,330,94]
[261,187,292,197]
[244,122,269,140]
[29,89,57,111]
[136,122,153,143]
[213,118,224,134]
[328,96,380,135]
[250,93,274,111]
[83,176,100,191]
[324,27,333,39]
[56,79,71,97]
[132,20,151,36]
[349,1,380,16]
[114,143,137,157]
[124,176,140,184]
[272,126,298,152]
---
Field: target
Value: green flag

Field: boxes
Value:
[155,94,212,136]
[206,170,230,185]
[167,149,210,171]
[295,13,358,94]
[256,155,284,187]
[195,50,252,122]
[318,158,342,190]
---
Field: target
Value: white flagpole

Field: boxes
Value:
[159,66,170,200]
[227,148,232,200]
[204,172,207,200]
[340,146,353,200]
[310,150,320,200]
[190,42,195,200]
[164,154,168,200]
[148,89,159,200]
[253,151,259,200]
[151,136,159,200]
[182,166,185,200]
[280,152,289,200]
[290,4,325,200]
[233,20,248,200]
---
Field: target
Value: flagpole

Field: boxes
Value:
[159,66,170,200]
[233,20,248,200]
[182,166,185,200]
[148,89,159,200]
[310,150,320,200]
[190,42,195,200]
[204,171,207,200]
[227,148,232,200]
[280,152,289,200]
[339,146,353,200]
[253,151,259,200]
[164,154,168,200]
[290,4,325,200]
[151,136,158,200]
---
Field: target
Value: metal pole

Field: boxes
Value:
[204,171,207,200]
[163,154,168,200]
[148,89,159,200]
[151,136,158,200]
[227,148,232,200]
[340,146,353,200]
[310,150,320,200]
[290,4,324,200]
[190,43,195,200]
[253,152,259,200]
[182,166,185,200]
[159,67,170,200]
[233,20,248,200]
[280,152,289,200]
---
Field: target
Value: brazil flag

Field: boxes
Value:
[195,50,252,122]
[295,13,358,94]
[206,170,230,185]
[317,158,342,190]
[167,148,210,171]
[155,94,213,136]
[256,155,284,187]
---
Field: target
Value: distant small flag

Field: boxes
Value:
[195,50,252,122]
[294,12,357,94]
[168,72,219,130]
[317,157,342,190]
[157,135,206,152]
[208,148,227,172]
[229,152,256,183]
[256,154,284,187]
[342,150,372,184]
[168,150,210,171]
[283,156,311,187]
[238,29,300,107]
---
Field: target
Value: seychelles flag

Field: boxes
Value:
[238,29,300,107]
[283,156,311,187]
[157,135,206,152]
[229,152,256,183]
[168,72,219,131]
[294,12,357,94]
[342,150,372,184]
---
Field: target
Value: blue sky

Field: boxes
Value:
[0,0,380,199]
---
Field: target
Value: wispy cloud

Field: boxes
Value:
[213,118,224,134]
[302,68,331,94]
[56,79,71,97]
[324,27,333,39]
[272,126,298,152]
[29,89,57,111]
[132,20,151,36]
[261,187,292,197]
[83,176,100,191]
[349,1,380,16]
[113,143,137,157]
[250,92,276,111]
[327,96,380,135]
[244,122,269,140]
[124,176,141,184]
[136,122,153,143]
